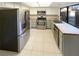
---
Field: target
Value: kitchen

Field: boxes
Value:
[0,2,79,56]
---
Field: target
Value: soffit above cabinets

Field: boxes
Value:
[23,2,79,8]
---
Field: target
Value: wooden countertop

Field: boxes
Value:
[54,22,79,35]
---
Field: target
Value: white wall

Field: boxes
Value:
[0,2,29,10]
[30,7,60,16]
[30,7,60,20]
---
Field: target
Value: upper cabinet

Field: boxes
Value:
[37,11,46,15]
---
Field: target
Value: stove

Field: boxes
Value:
[36,17,47,29]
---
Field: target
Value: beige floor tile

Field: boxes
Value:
[31,50,43,56]
[43,52,62,56]
[32,43,43,52]
[18,49,32,56]
[23,41,33,50]
[33,39,44,43]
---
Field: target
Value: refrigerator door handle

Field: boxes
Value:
[17,30,26,36]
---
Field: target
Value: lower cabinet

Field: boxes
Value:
[54,25,59,47]
[53,25,79,56]
[46,20,51,29]
[61,34,79,56]
[30,20,36,28]
[59,32,79,56]
[59,32,63,52]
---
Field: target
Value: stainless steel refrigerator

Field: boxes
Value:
[0,8,30,52]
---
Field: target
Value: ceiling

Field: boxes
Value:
[24,2,79,8]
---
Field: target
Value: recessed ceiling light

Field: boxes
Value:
[38,2,52,7]
[24,2,39,7]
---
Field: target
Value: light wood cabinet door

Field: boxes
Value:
[47,20,51,29]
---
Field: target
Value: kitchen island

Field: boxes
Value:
[52,21,79,56]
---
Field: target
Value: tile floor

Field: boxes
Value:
[0,29,62,56]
